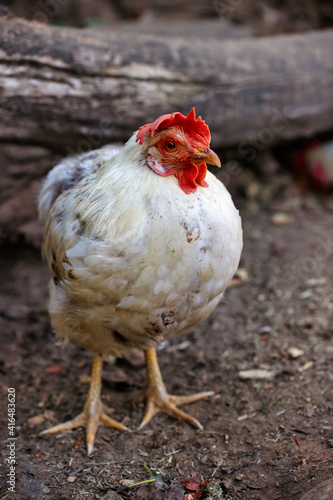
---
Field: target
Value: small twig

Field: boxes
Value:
[128,478,156,488]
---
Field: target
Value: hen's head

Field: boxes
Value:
[135,108,220,194]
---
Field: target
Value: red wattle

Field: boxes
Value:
[176,161,209,194]
[196,163,209,188]
[177,164,198,194]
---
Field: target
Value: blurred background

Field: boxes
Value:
[4,0,333,33]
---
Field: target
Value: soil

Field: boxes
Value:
[0,166,332,500]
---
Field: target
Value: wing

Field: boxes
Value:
[39,144,123,281]
[38,144,123,222]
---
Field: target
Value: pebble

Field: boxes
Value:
[28,414,45,426]
[239,369,276,380]
[288,347,304,358]
[271,212,293,226]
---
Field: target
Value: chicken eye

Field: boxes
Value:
[164,140,176,151]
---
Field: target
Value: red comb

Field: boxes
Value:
[136,108,211,147]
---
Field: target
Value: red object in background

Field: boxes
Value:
[181,476,210,499]
[44,365,62,374]
[293,139,333,191]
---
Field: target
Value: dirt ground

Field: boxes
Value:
[0,163,332,499]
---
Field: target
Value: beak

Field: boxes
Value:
[191,148,221,168]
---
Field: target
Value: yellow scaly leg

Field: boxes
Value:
[138,347,213,431]
[41,355,129,456]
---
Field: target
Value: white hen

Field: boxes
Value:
[39,108,242,455]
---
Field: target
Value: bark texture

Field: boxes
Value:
[0,18,333,150]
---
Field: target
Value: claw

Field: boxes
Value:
[138,348,213,430]
[40,356,129,455]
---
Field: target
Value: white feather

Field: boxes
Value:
[39,132,243,357]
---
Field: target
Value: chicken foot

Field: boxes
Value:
[40,355,129,456]
[138,347,214,431]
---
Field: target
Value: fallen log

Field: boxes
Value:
[0,17,333,152]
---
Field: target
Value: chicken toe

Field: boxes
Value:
[40,355,129,455]
[138,347,213,431]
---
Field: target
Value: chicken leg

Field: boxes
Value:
[40,355,128,456]
[138,347,214,431]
